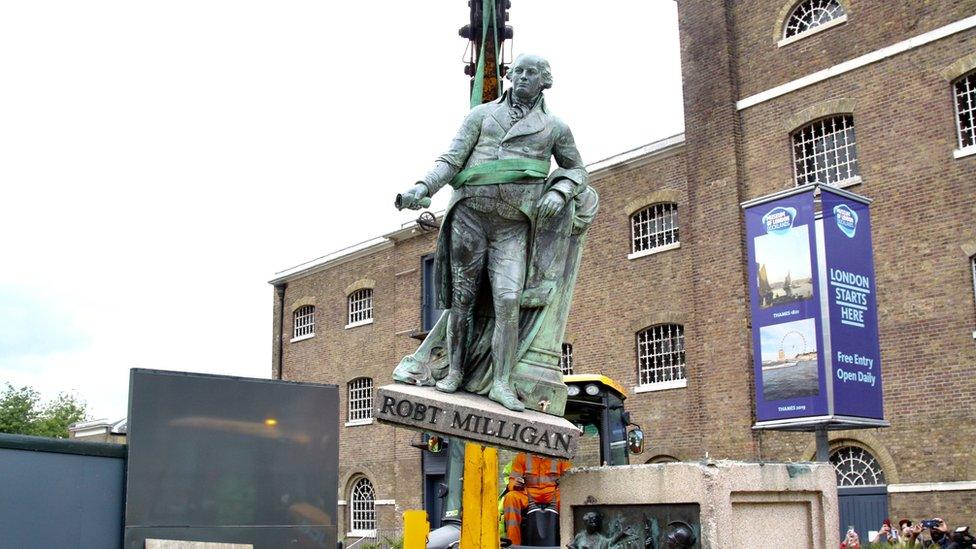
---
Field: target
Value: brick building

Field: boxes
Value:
[270,1,976,541]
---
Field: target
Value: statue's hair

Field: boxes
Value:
[506,54,553,90]
[582,511,601,525]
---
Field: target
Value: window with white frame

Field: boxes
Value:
[829,446,886,487]
[792,115,859,187]
[631,203,679,256]
[953,71,976,151]
[559,343,574,376]
[293,305,315,340]
[347,288,373,327]
[784,0,846,39]
[971,256,976,311]
[347,377,373,424]
[637,324,685,387]
[349,476,376,536]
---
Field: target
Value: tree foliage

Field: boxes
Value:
[0,383,88,438]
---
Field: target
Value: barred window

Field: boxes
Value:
[349,476,376,535]
[293,305,315,339]
[829,446,886,487]
[631,203,679,255]
[954,71,976,150]
[559,343,574,376]
[792,115,859,186]
[637,324,685,386]
[347,288,373,326]
[784,0,846,39]
[347,377,373,423]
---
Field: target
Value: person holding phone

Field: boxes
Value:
[871,519,899,544]
[842,527,861,549]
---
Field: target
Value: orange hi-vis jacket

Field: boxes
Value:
[502,453,571,545]
[508,453,571,502]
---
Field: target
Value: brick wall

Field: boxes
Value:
[889,491,976,533]
[569,151,700,459]
[731,0,976,99]
[700,0,976,525]
[676,0,758,460]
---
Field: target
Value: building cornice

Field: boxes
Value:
[739,14,976,110]
[269,238,394,285]
[588,133,685,177]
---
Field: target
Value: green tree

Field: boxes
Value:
[0,383,88,438]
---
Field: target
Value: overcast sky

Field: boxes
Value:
[0,0,683,421]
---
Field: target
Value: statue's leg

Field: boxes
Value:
[485,215,529,411]
[437,203,488,393]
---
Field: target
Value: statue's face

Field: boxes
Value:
[509,58,545,101]
[583,512,600,532]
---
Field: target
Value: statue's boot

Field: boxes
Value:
[489,381,524,412]
[437,307,467,393]
[490,292,525,411]
[435,366,463,393]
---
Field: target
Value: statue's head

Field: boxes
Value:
[582,511,602,533]
[506,54,552,101]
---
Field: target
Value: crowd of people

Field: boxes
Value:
[841,518,975,548]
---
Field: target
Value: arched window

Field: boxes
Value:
[784,0,846,39]
[630,203,679,256]
[347,288,373,327]
[829,445,886,487]
[559,343,574,376]
[953,70,976,151]
[347,377,374,424]
[636,324,686,388]
[349,476,376,536]
[293,305,315,340]
[792,115,859,187]
[646,455,679,464]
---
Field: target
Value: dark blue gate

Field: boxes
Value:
[838,485,889,541]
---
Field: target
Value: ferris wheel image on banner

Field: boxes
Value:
[779,330,812,359]
[759,318,820,401]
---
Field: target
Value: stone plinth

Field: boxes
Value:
[559,461,839,549]
[374,384,579,459]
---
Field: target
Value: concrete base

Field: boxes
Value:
[559,461,839,549]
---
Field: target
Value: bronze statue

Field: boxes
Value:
[568,511,631,549]
[394,53,598,414]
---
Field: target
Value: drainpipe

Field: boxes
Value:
[274,283,287,380]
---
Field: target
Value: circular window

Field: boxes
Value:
[829,446,886,487]
[784,0,846,38]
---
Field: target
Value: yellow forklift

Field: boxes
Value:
[423,375,645,548]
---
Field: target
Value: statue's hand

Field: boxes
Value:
[395,183,430,211]
[536,190,565,219]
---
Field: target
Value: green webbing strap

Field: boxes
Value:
[470,0,501,108]
[450,158,551,188]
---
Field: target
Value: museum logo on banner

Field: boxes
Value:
[761,206,797,235]
[833,204,859,238]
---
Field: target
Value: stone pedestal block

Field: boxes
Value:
[374,384,579,459]
[559,461,839,549]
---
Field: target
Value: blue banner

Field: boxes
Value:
[746,189,829,422]
[744,185,885,427]
[821,187,884,419]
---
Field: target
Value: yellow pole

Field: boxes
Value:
[459,442,484,549]
[480,446,500,549]
[402,509,430,549]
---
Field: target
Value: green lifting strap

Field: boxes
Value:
[470,0,501,108]
[449,158,551,188]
